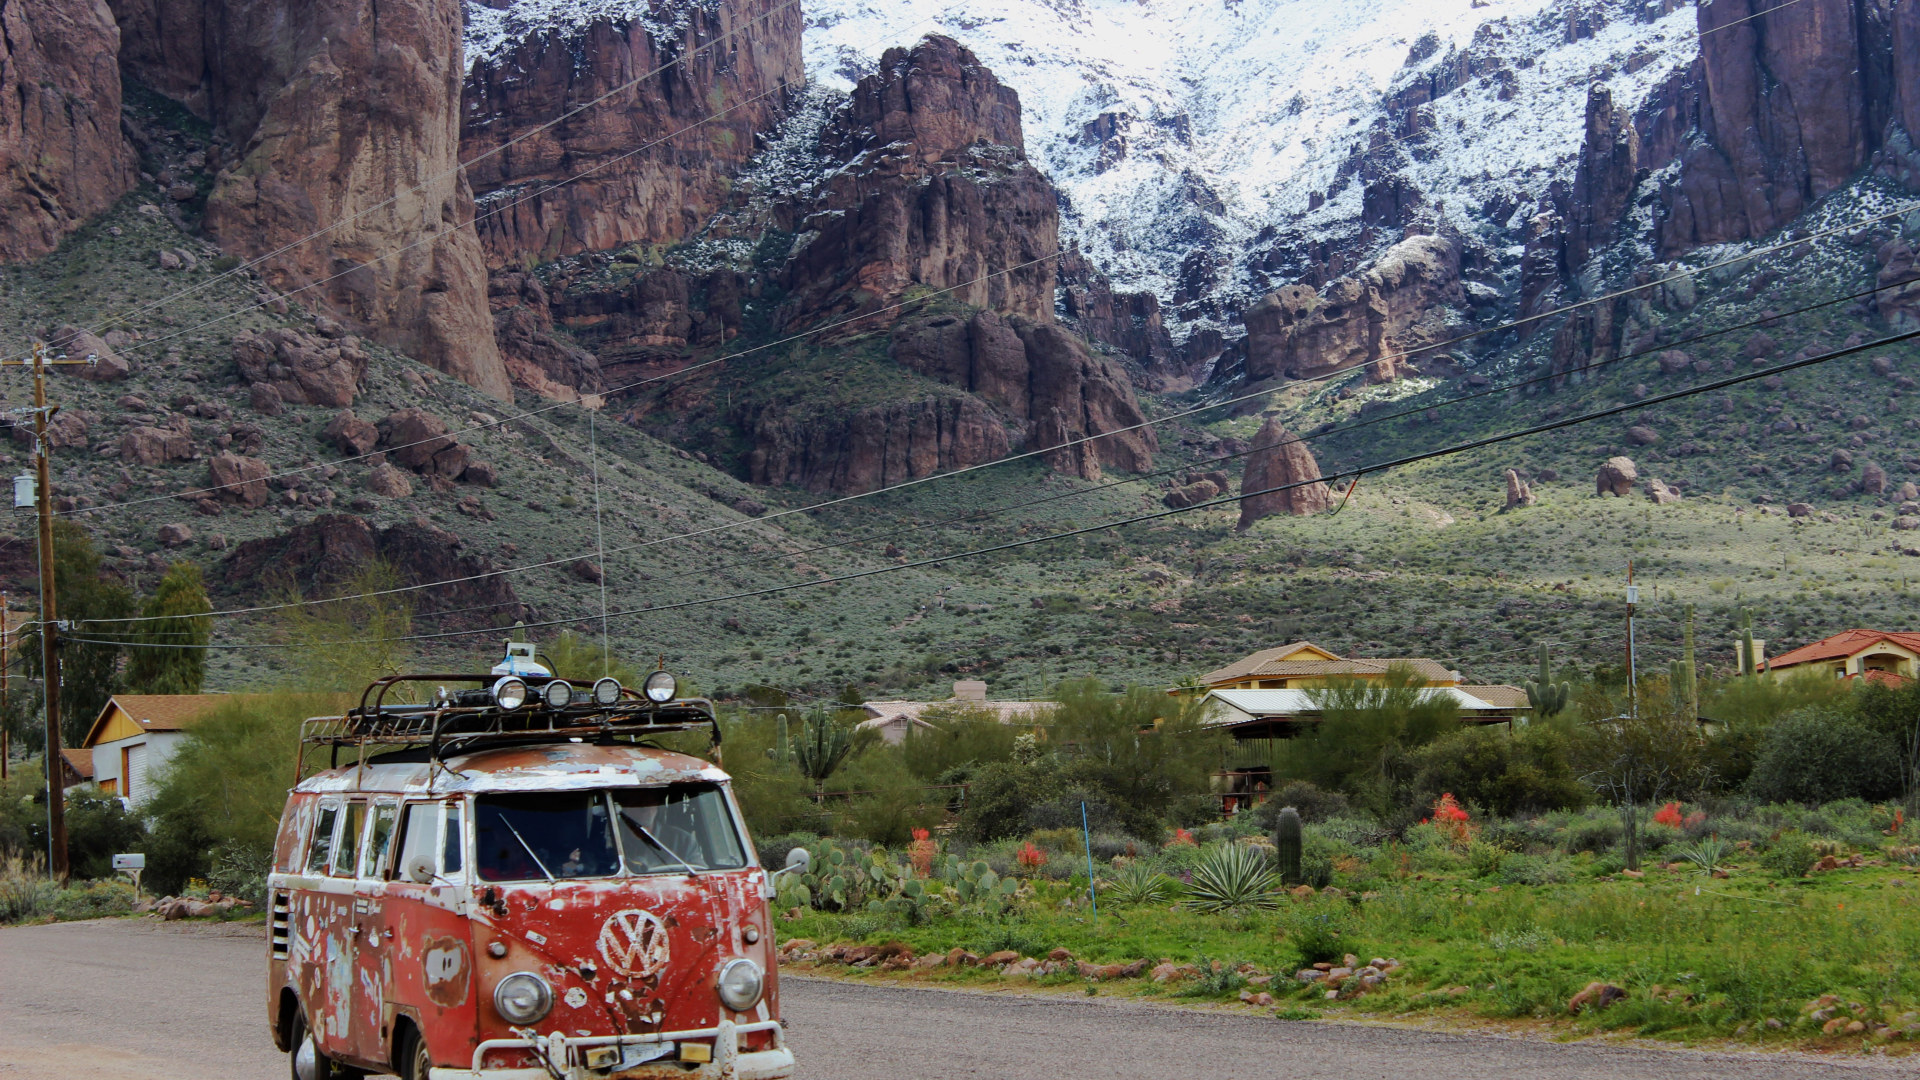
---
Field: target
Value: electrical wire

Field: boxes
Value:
[16,0,814,366]
[81,246,1920,627]
[61,325,1920,651]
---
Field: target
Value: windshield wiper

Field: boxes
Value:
[500,817,556,882]
[621,811,699,878]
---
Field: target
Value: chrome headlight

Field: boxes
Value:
[542,679,574,709]
[716,958,764,1012]
[643,670,677,703]
[592,677,623,706]
[492,677,528,711]
[493,971,553,1024]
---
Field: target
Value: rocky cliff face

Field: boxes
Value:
[776,36,1059,331]
[1237,417,1332,529]
[461,0,803,266]
[106,0,512,399]
[741,392,1010,495]
[1241,234,1464,384]
[0,0,137,262]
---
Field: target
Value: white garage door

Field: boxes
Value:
[123,743,147,803]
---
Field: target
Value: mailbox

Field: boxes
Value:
[112,853,145,871]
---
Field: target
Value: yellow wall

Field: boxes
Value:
[88,706,144,746]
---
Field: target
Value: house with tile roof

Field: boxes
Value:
[1762,630,1920,683]
[80,694,243,803]
[857,681,1056,745]
[1196,641,1461,691]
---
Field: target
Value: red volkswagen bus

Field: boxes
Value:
[264,656,803,1080]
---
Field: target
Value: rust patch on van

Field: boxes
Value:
[424,936,470,1007]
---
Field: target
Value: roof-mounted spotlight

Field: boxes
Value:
[592,677,623,707]
[643,671,677,704]
[542,679,575,709]
[492,676,529,711]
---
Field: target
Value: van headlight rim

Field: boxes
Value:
[542,679,574,709]
[716,958,764,1012]
[493,971,553,1024]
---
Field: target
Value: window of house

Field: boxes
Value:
[360,803,399,879]
[304,805,340,875]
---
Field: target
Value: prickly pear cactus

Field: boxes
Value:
[1275,806,1304,886]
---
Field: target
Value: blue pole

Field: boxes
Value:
[1081,800,1098,922]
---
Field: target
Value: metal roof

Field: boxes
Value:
[1201,686,1511,727]
[294,743,729,796]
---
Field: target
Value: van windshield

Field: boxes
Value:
[475,784,745,883]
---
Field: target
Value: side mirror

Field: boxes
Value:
[407,855,435,884]
[773,847,810,879]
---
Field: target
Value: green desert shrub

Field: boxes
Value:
[1747,708,1902,805]
[1760,830,1818,878]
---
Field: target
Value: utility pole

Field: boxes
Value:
[2,589,9,782]
[1625,560,1639,719]
[4,341,93,883]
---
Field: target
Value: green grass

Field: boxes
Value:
[778,860,1920,1048]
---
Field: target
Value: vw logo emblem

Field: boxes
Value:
[598,909,671,977]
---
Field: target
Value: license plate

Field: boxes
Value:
[584,1043,674,1072]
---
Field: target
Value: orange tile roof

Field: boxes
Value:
[1461,684,1532,709]
[1763,630,1920,671]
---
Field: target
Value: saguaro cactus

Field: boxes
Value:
[1671,604,1699,718]
[1275,806,1304,886]
[767,713,792,766]
[1524,643,1573,718]
[793,709,853,793]
[1738,609,1758,677]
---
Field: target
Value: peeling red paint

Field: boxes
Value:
[266,743,790,1078]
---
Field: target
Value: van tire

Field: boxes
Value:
[400,1026,432,1080]
[289,1010,360,1080]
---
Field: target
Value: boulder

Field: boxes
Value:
[157,523,194,547]
[378,409,471,477]
[1645,478,1682,504]
[1862,462,1888,495]
[364,463,413,498]
[1787,502,1814,518]
[571,560,605,584]
[1596,456,1638,496]
[49,325,130,381]
[248,383,284,416]
[462,462,499,488]
[323,410,380,457]
[207,452,271,507]
[231,328,367,408]
[1163,479,1221,509]
[1504,469,1535,509]
[1237,417,1333,529]
[1832,449,1855,472]
[1625,425,1659,446]
[120,425,194,467]
[1902,482,1920,502]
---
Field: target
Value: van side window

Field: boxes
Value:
[442,803,465,875]
[360,803,399,879]
[392,803,438,882]
[305,806,340,874]
[333,802,365,877]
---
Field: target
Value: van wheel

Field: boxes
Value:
[401,1027,433,1080]
[289,1010,354,1080]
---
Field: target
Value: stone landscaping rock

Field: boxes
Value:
[1568,982,1627,1014]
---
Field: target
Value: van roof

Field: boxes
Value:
[292,743,728,796]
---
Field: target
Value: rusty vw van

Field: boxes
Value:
[265,655,802,1080]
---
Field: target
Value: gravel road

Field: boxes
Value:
[4,919,1915,1079]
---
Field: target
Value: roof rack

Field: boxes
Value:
[296,673,722,773]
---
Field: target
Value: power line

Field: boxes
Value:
[65,326,1920,651]
[81,243,1920,627]
[18,0,814,368]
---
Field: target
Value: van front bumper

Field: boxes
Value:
[429,1019,792,1080]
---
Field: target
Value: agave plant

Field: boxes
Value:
[1183,843,1278,914]
[1679,837,1730,876]
[1102,860,1183,906]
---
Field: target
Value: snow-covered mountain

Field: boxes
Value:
[805,0,1700,341]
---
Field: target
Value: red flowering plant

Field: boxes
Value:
[1423,793,1473,847]
[909,828,936,878]
[1167,828,1197,848]
[1016,842,1048,871]
[1652,802,1684,828]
